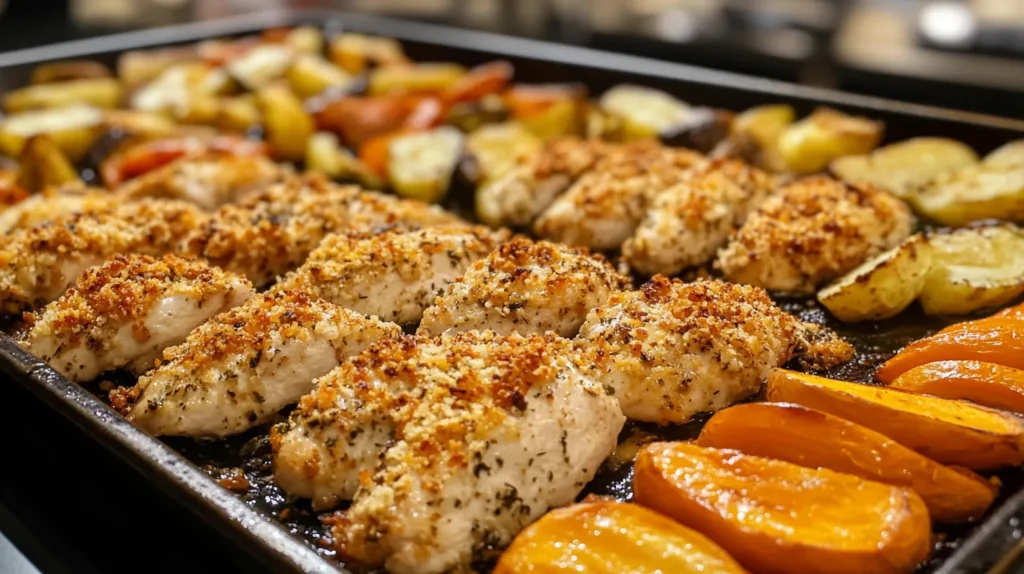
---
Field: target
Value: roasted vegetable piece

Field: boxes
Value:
[599,84,691,140]
[100,135,269,187]
[891,360,1024,415]
[282,25,324,55]
[18,135,81,192]
[117,46,198,90]
[878,319,1024,384]
[504,84,588,141]
[494,500,748,574]
[634,442,931,574]
[313,96,411,148]
[102,109,179,139]
[731,104,795,150]
[697,402,996,522]
[830,137,979,198]
[444,94,510,133]
[256,85,315,162]
[910,163,1024,226]
[387,126,464,203]
[659,107,734,153]
[4,78,122,113]
[216,95,261,133]
[329,33,409,74]
[0,105,104,161]
[767,368,1024,469]
[441,60,513,105]
[995,300,1024,321]
[777,107,883,174]
[463,122,542,186]
[130,63,232,114]
[305,132,383,189]
[30,60,112,85]
[817,234,931,322]
[983,139,1024,169]
[286,54,353,99]
[919,225,1024,315]
[367,63,466,97]
[225,44,293,90]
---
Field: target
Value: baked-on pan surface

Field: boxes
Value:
[4,9,1024,574]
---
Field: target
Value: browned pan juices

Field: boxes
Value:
[2,10,1024,574]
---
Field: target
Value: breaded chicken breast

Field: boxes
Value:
[115,155,290,210]
[622,158,776,276]
[716,176,913,293]
[418,238,628,337]
[116,289,401,438]
[0,183,117,234]
[271,330,623,574]
[534,142,703,251]
[20,254,252,382]
[275,225,507,325]
[577,276,852,424]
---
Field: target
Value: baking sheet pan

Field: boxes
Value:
[2,9,1024,573]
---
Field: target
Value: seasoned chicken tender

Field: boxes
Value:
[116,289,401,439]
[272,331,623,574]
[20,254,252,382]
[115,155,290,210]
[476,137,609,228]
[0,199,208,312]
[534,143,703,251]
[0,184,117,234]
[577,277,851,424]
[622,158,776,276]
[184,175,462,287]
[716,176,913,293]
[418,238,628,337]
[275,225,507,324]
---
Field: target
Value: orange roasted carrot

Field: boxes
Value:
[441,60,513,106]
[891,360,1024,413]
[994,300,1024,321]
[877,319,1024,383]
[357,131,402,179]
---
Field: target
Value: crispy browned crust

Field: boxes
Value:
[114,155,289,208]
[531,137,610,180]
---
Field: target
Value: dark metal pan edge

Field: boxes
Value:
[0,8,1022,573]
[0,334,340,574]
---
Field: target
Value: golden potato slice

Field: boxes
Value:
[697,402,997,522]
[777,107,883,174]
[225,44,293,90]
[30,60,112,85]
[305,131,382,189]
[387,126,463,203]
[117,46,199,90]
[367,63,466,97]
[102,109,179,139]
[286,54,353,99]
[634,441,931,574]
[919,224,1024,315]
[0,105,104,161]
[598,84,691,140]
[983,139,1024,169]
[766,368,1024,469]
[910,163,1024,226]
[494,500,747,574]
[464,122,542,186]
[831,137,979,198]
[731,103,794,150]
[256,85,315,162]
[817,234,931,322]
[130,64,232,114]
[216,95,261,133]
[282,26,324,55]
[4,78,122,113]
[18,135,80,192]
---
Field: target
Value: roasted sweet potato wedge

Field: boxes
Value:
[494,500,747,574]
[767,368,1024,469]
[891,360,1024,414]
[878,319,1024,383]
[633,442,931,574]
[697,402,996,522]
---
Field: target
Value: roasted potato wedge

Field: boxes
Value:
[216,95,261,133]
[599,84,691,140]
[4,78,122,113]
[281,26,324,55]
[305,131,383,189]
[831,137,979,199]
[817,234,931,322]
[18,135,81,192]
[256,85,315,162]
[463,122,542,186]
[892,360,1024,414]
[102,109,179,139]
[878,319,1024,383]
[983,139,1024,169]
[698,402,996,522]
[130,63,233,114]
[919,224,1024,315]
[286,54,353,100]
[117,46,199,90]
[387,126,463,203]
[0,105,104,161]
[494,500,747,574]
[30,60,112,85]
[225,44,294,90]
[767,368,1024,469]
[910,163,1024,226]
[368,63,466,97]
[731,103,795,150]
[777,107,883,174]
[329,33,409,74]
[634,442,931,574]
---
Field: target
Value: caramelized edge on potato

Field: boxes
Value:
[767,368,1024,469]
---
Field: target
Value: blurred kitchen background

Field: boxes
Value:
[0,0,1021,118]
